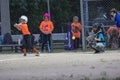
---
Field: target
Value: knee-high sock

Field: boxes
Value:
[33,48,38,53]
[23,48,26,55]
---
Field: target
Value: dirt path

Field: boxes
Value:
[0,50,120,80]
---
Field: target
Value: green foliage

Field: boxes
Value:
[10,0,47,34]
[10,0,81,34]
[10,0,120,34]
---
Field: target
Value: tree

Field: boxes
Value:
[10,0,120,34]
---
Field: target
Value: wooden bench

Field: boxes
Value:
[0,44,22,52]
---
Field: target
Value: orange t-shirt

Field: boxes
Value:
[71,22,82,38]
[39,21,54,34]
[18,23,30,35]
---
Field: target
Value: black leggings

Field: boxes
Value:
[41,33,51,51]
[22,35,33,50]
[73,38,80,49]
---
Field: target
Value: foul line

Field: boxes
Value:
[0,56,40,62]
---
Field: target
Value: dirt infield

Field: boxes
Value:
[0,50,120,80]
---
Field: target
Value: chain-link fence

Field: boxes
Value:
[83,0,120,49]
[83,0,120,26]
[1,0,120,50]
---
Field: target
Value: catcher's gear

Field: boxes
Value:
[87,31,105,53]
[93,23,99,28]
[86,32,96,47]
[93,23,102,29]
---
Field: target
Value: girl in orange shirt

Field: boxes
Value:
[14,15,39,56]
[71,16,82,49]
[39,13,54,52]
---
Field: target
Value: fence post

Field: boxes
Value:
[47,0,50,15]
[1,0,11,35]
[80,0,86,50]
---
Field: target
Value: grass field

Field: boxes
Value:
[0,50,120,80]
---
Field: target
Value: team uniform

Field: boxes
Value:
[87,23,106,53]
[18,23,39,56]
[71,22,82,49]
[89,31,106,53]
[39,20,54,52]
[14,15,39,56]
[96,32,106,47]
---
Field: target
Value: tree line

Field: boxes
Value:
[10,0,120,34]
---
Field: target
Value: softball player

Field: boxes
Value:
[71,16,82,49]
[39,13,54,52]
[14,15,39,56]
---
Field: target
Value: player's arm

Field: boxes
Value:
[79,23,82,31]
[95,34,104,41]
[50,22,54,33]
[95,38,101,41]
[40,22,45,34]
[71,23,75,33]
[14,23,21,31]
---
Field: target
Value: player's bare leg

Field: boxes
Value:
[23,48,27,56]
[33,48,39,56]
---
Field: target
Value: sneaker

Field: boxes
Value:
[35,52,40,56]
[94,51,100,54]
[35,54,39,56]
[24,54,26,56]
[95,50,105,54]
